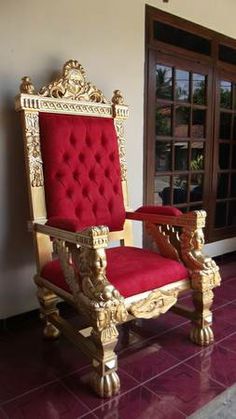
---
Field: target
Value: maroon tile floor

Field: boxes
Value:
[0,257,235,418]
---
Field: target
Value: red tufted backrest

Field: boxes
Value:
[39,113,126,231]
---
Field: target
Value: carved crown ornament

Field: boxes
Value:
[18,59,129,109]
[16,59,129,120]
[19,59,108,103]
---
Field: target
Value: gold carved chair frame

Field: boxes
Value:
[15,60,221,398]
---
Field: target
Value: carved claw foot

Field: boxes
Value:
[91,371,120,398]
[43,322,60,340]
[190,324,214,346]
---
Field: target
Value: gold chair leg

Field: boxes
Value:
[90,328,120,398]
[37,287,61,339]
[190,289,214,346]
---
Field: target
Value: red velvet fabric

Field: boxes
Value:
[135,206,182,217]
[41,246,189,298]
[39,113,125,231]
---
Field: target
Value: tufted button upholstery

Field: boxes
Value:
[39,113,126,231]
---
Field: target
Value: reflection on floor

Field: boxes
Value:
[0,256,235,418]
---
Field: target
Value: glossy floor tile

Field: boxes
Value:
[145,363,225,416]
[119,343,179,383]
[0,258,235,418]
[219,332,236,353]
[187,343,236,387]
[3,381,89,419]
[91,386,186,419]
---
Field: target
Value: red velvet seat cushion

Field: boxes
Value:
[39,113,125,231]
[41,247,189,298]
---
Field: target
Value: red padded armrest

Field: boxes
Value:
[46,217,80,232]
[135,205,182,217]
[126,205,182,223]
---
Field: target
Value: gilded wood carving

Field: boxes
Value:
[40,60,108,103]
[113,118,127,181]
[180,223,221,291]
[129,289,178,319]
[179,211,221,346]
[20,76,36,94]
[145,221,180,261]
[53,226,128,342]
[112,90,128,182]
[24,111,44,187]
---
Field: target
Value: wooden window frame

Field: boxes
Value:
[144,6,236,243]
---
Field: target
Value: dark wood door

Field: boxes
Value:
[210,69,236,240]
[145,49,213,239]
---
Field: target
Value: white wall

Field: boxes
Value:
[0,0,235,318]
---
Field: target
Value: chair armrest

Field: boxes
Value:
[35,221,128,330]
[34,222,109,249]
[127,207,220,289]
[126,207,206,229]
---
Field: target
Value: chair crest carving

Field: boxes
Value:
[20,59,109,103]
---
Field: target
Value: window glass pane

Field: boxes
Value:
[190,174,203,202]
[192,73,206,105]
[173,175,188,204]
[230,174,236,197]
[217,174,229,198]
[220,80,232,109]
[156,141,171,171]
[154,176,171,205]
[219,143,230,169]
[191,142,204,170]
[175,106,190,137]
[192,109,206,138]
[219,113,231,140]
[215,202,227,228]
[174,142,188,170]
[219,44,236,65]
[156,105,172,136]
[153,21,211,56]
[228,201,236,225]
[175,70,190,101]
[156,64,173,100]
[232,145,236,169]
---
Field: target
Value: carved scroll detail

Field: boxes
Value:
[129,289,178,319]
[145,221,180,261]
[39,59,108,103]
[24,112,44,187]
[114,119,127,181]
[53,239,81,297]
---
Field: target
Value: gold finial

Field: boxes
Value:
[20,76,36,94]
[112,90,124,105]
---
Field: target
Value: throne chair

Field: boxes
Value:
[15,59,221,398]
